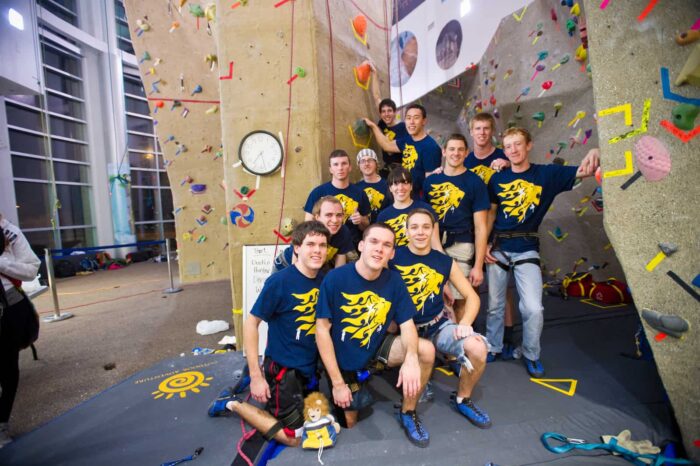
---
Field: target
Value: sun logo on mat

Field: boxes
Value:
[152,371,213,400]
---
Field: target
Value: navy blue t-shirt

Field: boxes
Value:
[304,182,371,245]
[376,200,436,247]
[464,148,507,185]
[355,178,390,224]
[316,264,415,371]
[423,171,490,243]
[378,120,408,166]
[276,225,354,272]
[251,265,325,377]
[488,164,578,252]
[390,247,453,324]
[394,134,442,196]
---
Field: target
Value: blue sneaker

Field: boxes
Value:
[207,386,240,417]
[524,358,545,377]
[232,366,251,394]
[486,352,498,363]
[450,394,492,429]
[397,410,430,448]
[418,381,434,403]
[501,343,515,361]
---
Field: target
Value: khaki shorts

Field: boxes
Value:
[445,241,474,299]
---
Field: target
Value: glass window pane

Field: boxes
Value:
[38,0,77,26]
[42,46,81,77]
[54,161,89,183]
[50,116,85,140]
[51,139,87,161]
[128,152,157,169]
[56,184,92,226]
[60,227,94,248]
[9,130,47,156]
[123,78,146,97]
[126,115,153,134]
[116,22,130,39]
[131,188,159,222]
[23,230,56,251]
[130,169,157,186]
[125,97,150,114]
[159,171,170,187]
[14,181,51,228]
[118,38,134,55]
[134,223,161,241]
[47,93,84,119]
[115,1,127,21]
[6,95,40,107]
[161,189,174,220]
[11,155,49,180]
[44,69,83,98]
[5,104,43,130]
[163,221,175,239]
[128,133,156,152]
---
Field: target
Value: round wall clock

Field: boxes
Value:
[238,130,284,176]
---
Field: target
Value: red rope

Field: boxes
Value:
[349,0,389,31]
[273,0,296,257]
[325,0,336,147]
[236,393,256,466]
[392,1,404,110]
[383,0,390,75]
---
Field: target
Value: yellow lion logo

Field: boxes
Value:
[428,182,464,220]
[384,213,408,246]
[394,263,444,315]
[497,179,542,223]
[383,128,397,140]
[339,291,392,348]
[470,165,496,184]
[326,245,338,263]
[293,288,319,338]
[402,144,418,170]
[363,187,385,212]
[335,194,359,223]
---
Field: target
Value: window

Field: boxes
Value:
[115,1,134,54]
[11,156,50,181]
[14,181,52,229]
[38,0,78,26]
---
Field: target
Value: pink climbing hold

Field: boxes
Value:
[634,136,671,182]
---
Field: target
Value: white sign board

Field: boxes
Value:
[242,244,290,355]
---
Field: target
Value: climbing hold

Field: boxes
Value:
[189,4,205,17]
[570,3,580,16]
[552,54,570,71]
[154,101,164,113]
[280,217,295,236]
[191,184,207,194]
[205,3,216,22]
[641,309,689,339]
[206,105,219,114]
[240,186,250,195]
[135,18,151,36]
[531,64,545,81]
[658,242,678,256]
[352,15,367,44]
[595,166,602,185]
[196,215,208,226]
[575,44,587,62]
[139,51,151,64]
[566,18,576,36]
[353,119,370,139]
[191,84,203,96]
[538,80,553,98]
[294,66,306,78]
[634,136,671,182]
[201,204,213,214]
[205,54,218,70]
[169,21,180,33]
[532,112,545,128]
[532,50,549,68]
[554,102,563,117]
[676,29,700,46]
[354,62,371,89]
[181,175,194,185]
[672,103,699,130]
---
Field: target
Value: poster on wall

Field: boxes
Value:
[389,0,531,105]
[242,244,290,355]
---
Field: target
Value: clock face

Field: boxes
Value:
[238,131,283,176]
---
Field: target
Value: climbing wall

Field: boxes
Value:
[583,0,700,460]
[419,0,621,280]
[124,1,229,283]
[217,1,390,343]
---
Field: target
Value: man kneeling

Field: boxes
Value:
[391,208,491,428]
[207,221,330,447]
[315,224,435,448]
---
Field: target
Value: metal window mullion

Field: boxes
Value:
[7,124,49,138]
[50,133,87,144]
[46,88,86,103]
[43,64,83,82]
[46,111,87,124]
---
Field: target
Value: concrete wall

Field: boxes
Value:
[584,0,700,459]
[124,1,228,284]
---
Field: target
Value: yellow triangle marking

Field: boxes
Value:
[435,366,454,376]
[530,378,578,396]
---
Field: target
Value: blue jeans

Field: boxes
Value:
[486,250,543,361]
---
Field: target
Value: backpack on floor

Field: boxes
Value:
[589,278,632,304]
[562,272,594,299]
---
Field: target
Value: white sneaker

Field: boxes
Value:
[0,423,12,449]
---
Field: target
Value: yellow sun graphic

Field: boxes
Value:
[152,371,213,400]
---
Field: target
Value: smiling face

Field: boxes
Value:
[358,157,378,178]
[329,155,351,182]
[380,104,396,126]
[470,118,494,150]
[358,226,395,272]
[503,132,533,168]
[443,138,468,168]
[389,177,412,204]
[315,200,344,235]
[405,108,426,136]
[294,232,328,273]
[406,211,433,252]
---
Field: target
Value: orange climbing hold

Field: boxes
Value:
[353,15,367,38]
[354,62,371,89]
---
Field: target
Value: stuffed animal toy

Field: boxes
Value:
[301,392,340,452]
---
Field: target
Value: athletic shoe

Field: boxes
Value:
[418,381,434,403]
[232,365,251,394]
[501,343,515,361]
[207,386,240,417]
[0,423,12,449]
[396,410,430,448]
[486,352,498,363]
[524,358,545,378]
[451,393,492,429]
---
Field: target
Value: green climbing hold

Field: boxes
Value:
[294,66,306,78]
[189,4,205,17]
[240,186,250,195]
[671,103,699,131]
[353,119,369,138]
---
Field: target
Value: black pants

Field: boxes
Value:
[0,297,31,423]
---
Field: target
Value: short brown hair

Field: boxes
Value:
[362,222,395,242]
[502,127,532,144]
[291,220,331,247]
[469,112,496,130]
[406,207,436,226]
[387,166,412,185]
[328,149,350,165]
[312,195,342,217]
[444,133,468,149]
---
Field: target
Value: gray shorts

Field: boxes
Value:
[424,319,489,373]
